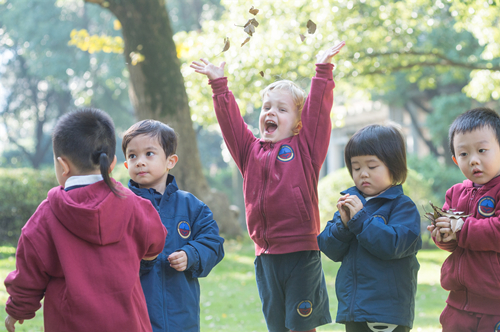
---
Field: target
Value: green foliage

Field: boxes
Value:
[318,167,439,228]
[0,168,58,246]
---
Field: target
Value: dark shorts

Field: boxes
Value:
[345,322,410,332]
[255,250,332,332]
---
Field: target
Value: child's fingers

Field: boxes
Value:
[219,61,226,69]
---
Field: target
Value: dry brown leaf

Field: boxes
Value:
[299,34,306,42]
[249,6,259,15]
[244,24,255,36]
[222,37,230,53]
[241,36,251,47]
[259,71,264,77]
[307,19,317,34]
[424,201,471,226]
[243,18,259,28]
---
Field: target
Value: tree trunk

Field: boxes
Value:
[86,0,241,237]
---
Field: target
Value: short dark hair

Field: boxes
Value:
[449,107,500,157]
[52,108,119,195]
[345,124,407,185]
[122,120,177,158]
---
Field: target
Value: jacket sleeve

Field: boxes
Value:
[456,205,500,253]
[139,257,158,277]
[433,186,459,252]
[210,77,257,174]
[4,234,47,320]
[349,197,422,260]
[298,63,334,167]
[181,203,225,278]
[317,211,355,262]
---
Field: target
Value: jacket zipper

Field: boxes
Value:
[348,242,358,320]
[460,187,477,310]
[260,148,272,253]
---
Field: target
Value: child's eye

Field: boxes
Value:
[146,152,155,157]
[368,166,378,170]
[280,108,286,112]
[128,154,136,159]
[479,148,487,153]
[353,168,360,171]
[459,152,467,157]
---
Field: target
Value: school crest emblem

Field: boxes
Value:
[373,215,387,224]
[277,145,294,162]
[177,221,191,239]
[495,320,500,332]
[297,300,313,317]
[478,196,495,217]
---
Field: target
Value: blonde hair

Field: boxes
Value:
[260,80,306,115]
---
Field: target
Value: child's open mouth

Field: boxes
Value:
[265,120,277,134]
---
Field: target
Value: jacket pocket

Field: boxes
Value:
[293,187,310,222]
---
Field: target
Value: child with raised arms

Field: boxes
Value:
[428,108,500,331]
[191,41,345,332]
[318,124,422,332]
[4,108,167,332]
[122,119,225,332]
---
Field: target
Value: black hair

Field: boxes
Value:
[344,124,407,185]
[52,108,120,196]
[121,120,177,158]
[449,107,500,157]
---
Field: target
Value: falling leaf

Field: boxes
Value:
[221,37,230,53]
[299,34,306,42]
[259,71,264,77]
[241,36,251,47]
[307,19,317,34]
[243,18,259,28]
[244,24,255,36]
[249,6,259,15]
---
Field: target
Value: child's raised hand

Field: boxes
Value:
[316,41,346,64]
[190,58,226,80]
[168,250,188,272]
[337,194,351,227]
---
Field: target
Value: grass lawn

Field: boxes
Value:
[0,240,449,332]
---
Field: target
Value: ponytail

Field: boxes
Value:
[93,151,121,196]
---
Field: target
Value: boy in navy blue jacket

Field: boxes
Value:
[122,119,225,332]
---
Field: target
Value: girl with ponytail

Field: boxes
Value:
[4,108,167,332]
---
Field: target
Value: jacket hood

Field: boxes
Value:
[47,180,132,245]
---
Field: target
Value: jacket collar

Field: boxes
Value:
[341,184,403,202]
[128,174,178,198]
[461,175,500,190]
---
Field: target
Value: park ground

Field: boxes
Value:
[0,238,449,332]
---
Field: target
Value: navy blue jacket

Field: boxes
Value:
[129,175,225,332]
[317,185,421,328]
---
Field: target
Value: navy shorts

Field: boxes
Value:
[255,250,331,332]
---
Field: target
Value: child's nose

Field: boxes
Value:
[135,157,146,166]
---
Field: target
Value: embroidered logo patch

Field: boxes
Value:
[297,300,313,317]
[478,196,495,217]
[177,221,191,239]
[373,215,387,224]
[495,321,500,332]
[277,145,294,162]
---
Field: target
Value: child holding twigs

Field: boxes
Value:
[4,108,167,332]
[318,124,422,332]
[191,41,345,332]
[428,108,500,331]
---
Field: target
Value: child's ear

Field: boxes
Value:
[124,161,128,169]
[293,120,303,135]
[108,155,117,173]
[167,154,178,170]
[452,156,458,166]
[57,157,71,176]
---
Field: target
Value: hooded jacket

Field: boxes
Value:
[129,175,225,332]
[434,176,500,315]
[210,64,334,255]
[318,185,421,328]
[4,180,166,332]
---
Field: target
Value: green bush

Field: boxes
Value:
[318,167,440,247]
[0,168,59,246]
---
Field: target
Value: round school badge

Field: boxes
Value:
[373,215,387,224]
[177,221,191,239]
[478,196,496,217]
[277,144,294,162]
[297,300,313,317]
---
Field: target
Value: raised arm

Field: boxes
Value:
[299,42,345,166]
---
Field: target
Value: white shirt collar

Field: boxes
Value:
[65,174,104,189]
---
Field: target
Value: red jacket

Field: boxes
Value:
[435,176,500,315]
[4,180,167,331]
[210,64,334,255]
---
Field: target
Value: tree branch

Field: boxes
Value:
[404,102,441,158]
